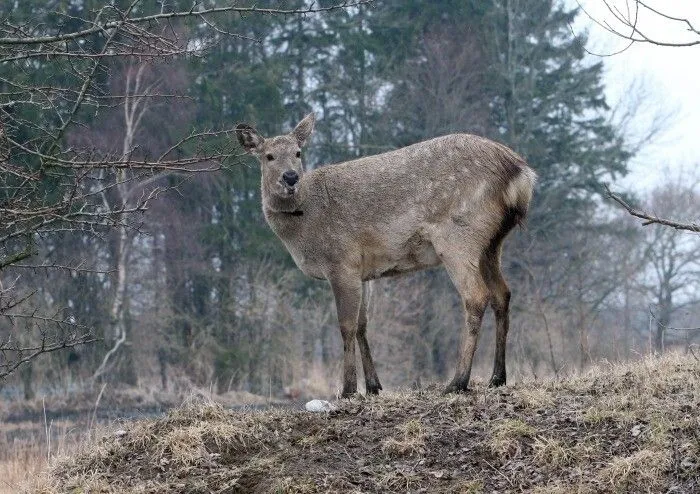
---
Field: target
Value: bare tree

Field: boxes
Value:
[387,25,490,138]
[580,2,700,231]
[640,178,700,351]
[0,0,368,380]
[92,62,165,381]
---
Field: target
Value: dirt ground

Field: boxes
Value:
[31,353,700,493]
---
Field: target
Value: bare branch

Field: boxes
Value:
[605,184,700,233]
[572,0,700,55]
[0,323,98,379]
[0,1,372,45]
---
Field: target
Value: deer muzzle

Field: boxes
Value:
[282,170,299,186]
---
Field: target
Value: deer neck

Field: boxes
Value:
[261,180,306,215]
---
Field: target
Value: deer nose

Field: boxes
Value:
[282,170,299,186]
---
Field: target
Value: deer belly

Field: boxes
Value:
[363,238,440,280]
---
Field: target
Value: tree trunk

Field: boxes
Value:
[655,300,671,353]
[21,362,34,400]
[654,278,673,352]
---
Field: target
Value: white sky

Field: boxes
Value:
[571,1,700,192]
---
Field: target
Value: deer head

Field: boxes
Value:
[235,113,315,212]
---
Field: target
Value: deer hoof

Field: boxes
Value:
[365,381,383,395]
[488,375,506,388]
[443,380,470,395]
[340,384,358,399]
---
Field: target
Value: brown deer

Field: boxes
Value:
[235,114,536,397]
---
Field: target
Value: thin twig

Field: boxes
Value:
[604,185,700,233]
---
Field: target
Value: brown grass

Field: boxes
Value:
[0,441,46,494]
[0,414,98,494]
[14,352,700,493]
[381,418,428,457]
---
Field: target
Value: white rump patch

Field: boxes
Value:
[504,167,537,210]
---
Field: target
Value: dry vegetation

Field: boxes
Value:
[17,353,700,493]
[1,419,87,494]
[0,385,275,494]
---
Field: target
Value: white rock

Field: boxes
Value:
[304,399,337,412]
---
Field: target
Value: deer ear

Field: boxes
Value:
[235,123,265,153]
[292,113,315,147]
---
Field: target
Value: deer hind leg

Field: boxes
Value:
[329,272,363,398]
[439,246,490,394]
[356,281,382,395]
[481,244,511,387]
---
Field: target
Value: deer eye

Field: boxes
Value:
[296,151,301,158]
[266,154,274,161]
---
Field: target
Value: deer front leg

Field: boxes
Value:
[357,282,382,395]
[330,274,363,398]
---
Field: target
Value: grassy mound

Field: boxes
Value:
[34,354,699,493]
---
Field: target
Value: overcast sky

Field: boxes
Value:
[572,0,700,193]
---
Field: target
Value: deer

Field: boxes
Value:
[235,113,536,398]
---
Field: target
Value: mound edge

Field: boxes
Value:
[33,353,700,493]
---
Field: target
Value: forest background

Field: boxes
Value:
[1,0,698,405]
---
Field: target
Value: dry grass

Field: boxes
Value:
[381,418,428,457]
[511,387,555,409]
[0,441,46,494]
[15,352,700,493]
[0,419,89,494]
[531,436,574,467]
[487,418,536,457]
[600,449,672,492]
[0,382,278,494]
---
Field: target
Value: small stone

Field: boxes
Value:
[305,399,337,412]
[114,429,128,438]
